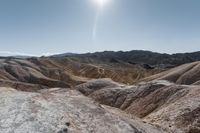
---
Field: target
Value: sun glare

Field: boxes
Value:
[93,0,110,8]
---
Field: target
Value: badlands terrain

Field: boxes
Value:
[0,50,200,133]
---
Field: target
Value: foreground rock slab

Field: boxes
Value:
[0,87,165,133]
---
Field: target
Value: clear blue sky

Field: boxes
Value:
[0,0,200,56]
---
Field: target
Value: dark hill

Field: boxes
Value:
[56,50,200,67]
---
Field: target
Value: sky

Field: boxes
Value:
[0,0,200,56]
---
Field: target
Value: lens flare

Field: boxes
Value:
[92,0,111,41]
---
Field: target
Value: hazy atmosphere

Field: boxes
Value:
[0,0,200,56]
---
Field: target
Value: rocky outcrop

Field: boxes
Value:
[76,79,200,133]
[0,87,165,133]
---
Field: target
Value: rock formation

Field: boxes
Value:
[0,87,165,133]
[76,79,200,133]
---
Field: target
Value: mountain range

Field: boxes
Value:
[0,50,200,133]
[53,50,200,66]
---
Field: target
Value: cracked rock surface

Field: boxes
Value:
[0,87,165,133]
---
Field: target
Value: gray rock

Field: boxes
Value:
[0,87,165,133]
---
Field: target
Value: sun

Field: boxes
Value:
[93,0,111,8]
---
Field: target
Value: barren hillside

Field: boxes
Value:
[76,78,200,133]
[0,54,200,133]
[142,61,200,85]
[0,57,160,91]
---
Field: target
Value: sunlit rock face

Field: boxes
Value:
[0,87,165,133]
